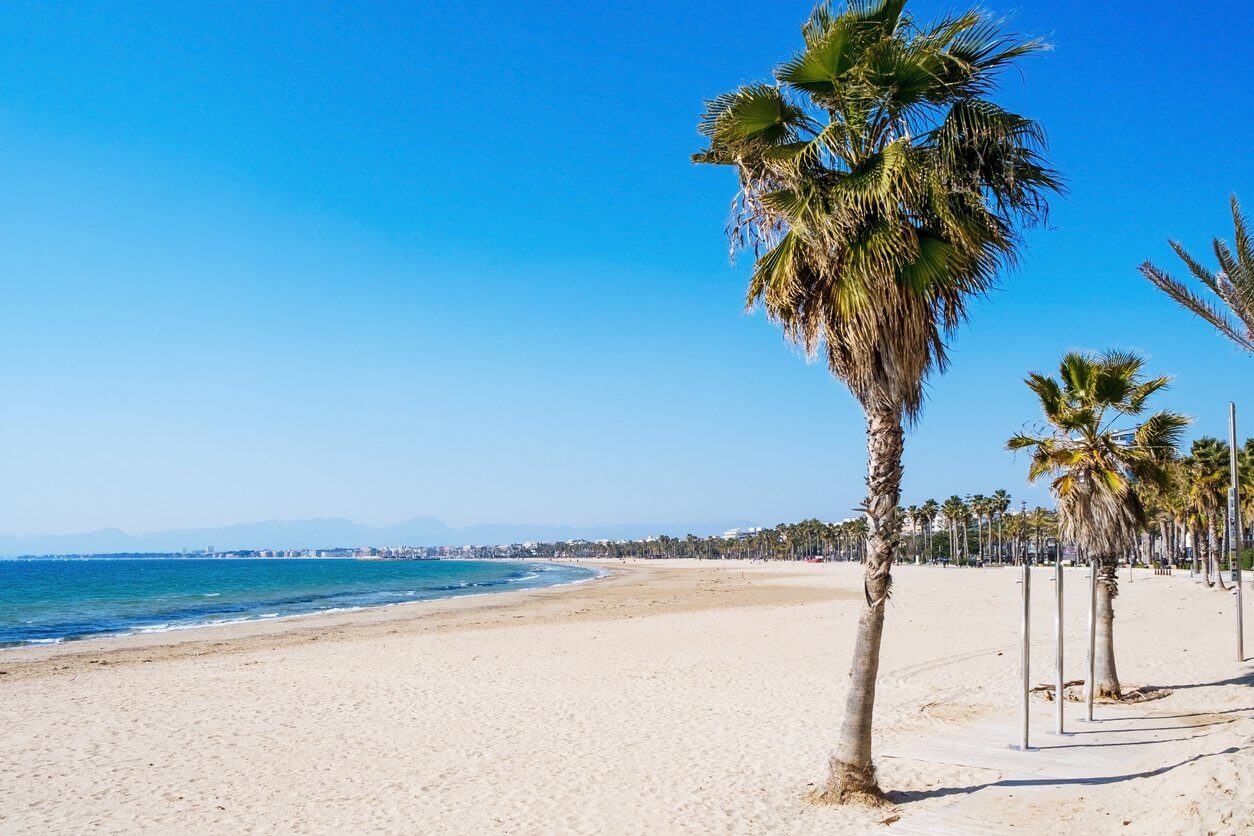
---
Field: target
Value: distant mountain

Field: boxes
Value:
[0,517,756,557]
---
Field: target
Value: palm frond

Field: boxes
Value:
[695,0,1059,420]
[1138,262,1253,351]
[1140,195,1254,353]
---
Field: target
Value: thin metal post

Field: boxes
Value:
[1230,403,1244,662]
[1021,554,1031,749]
[1055,539,1065,735]
[1086,549,1096,722]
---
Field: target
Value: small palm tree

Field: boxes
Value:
[694,0,1057,803]
[1139,196,1254,353]
[1007,351,1188,699]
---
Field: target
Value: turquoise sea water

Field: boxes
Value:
[0,558,597,647]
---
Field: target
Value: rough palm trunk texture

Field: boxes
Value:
[1210,521,1228,590]
[1094,552,1121,700]
[814,404,902,807]
[1195,526,1209,585]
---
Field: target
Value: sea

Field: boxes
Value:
[0,558,599,648]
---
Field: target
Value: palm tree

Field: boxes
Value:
[1185,438,1231,589]
[1139,196,1254,353]
[941,495,967,565]
[992,489,1011,563]
[959,496,973,564]
[921,498,939,562]
[693,0,1057,803]
[969,494,989,563]
[1003,507,1027,564]
[905,504,921,563]
[1007,351,1187,699]
[1028,506,1056,563]
[1241,441,1254,552]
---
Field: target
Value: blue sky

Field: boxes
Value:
[1,0,1251,536]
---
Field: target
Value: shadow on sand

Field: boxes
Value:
[889,746,1243,804]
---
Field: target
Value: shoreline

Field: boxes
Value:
[0,560,619,675]
[0,557,603,658]
[0,559,847,682]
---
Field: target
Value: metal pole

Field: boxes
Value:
[1230,403,1244,662]
[1086,548,1096,722]
[1055,538,1065,735]
[1021,533,1031,750]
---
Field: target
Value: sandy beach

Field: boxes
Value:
[2,560,1251,834]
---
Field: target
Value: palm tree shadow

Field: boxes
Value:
[1043,733,1205,749]
[888,747,1242,804]
[1153,671,1254,690]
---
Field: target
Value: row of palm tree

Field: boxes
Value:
[693,0,1253,808]
[513,503,1063,565]
[1142,436,1254,584]
[1008,351,1254,700]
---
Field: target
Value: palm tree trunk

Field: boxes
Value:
[1211,519,1229,590]
[818,404,901,807]
[1094,552,1122,699]
[1193,525,1204,580]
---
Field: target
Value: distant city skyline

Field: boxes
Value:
[0,514,764,557]
[1,0,1251,536]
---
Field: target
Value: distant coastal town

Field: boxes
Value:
[23,502,1183,568]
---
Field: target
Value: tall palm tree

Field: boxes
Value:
[905,504,921,563]
[694,0,1057,803]
[1003,506,1027,564]
[921,498,939,562]
[1241,440,1254,549]
[969,494,989,562]
[1007,351,1187,699]
[941,495,967,564]
[1028,506,1056,563]
[1139,196,1254,353]
[959,496,973,563]
[991,488,1011,563]
[1185,437,1231,588]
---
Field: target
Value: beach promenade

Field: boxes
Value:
[2,560,1250,834]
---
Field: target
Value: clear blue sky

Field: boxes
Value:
[1,0,1251,536]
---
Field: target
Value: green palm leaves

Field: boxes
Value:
[1184,437,1230,525]
[694,0,1059,417]
[1139,196,1254,353]
[1007,351,1189,557]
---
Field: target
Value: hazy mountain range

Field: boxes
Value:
[0,516,756,557]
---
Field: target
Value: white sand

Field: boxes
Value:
[2,560,1251,834]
